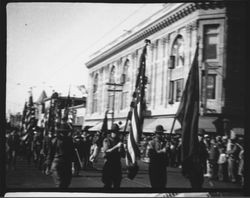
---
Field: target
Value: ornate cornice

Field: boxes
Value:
[86,2,225,68]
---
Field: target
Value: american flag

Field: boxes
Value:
[21,93,36,141]
[125,39,150,179]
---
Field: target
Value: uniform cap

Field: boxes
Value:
[110,123,120,133]
[155,125,165,133]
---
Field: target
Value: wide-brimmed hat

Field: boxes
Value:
[155,125,165,133]
[110,123,120,133]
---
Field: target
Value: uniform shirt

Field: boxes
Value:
[102,137,125,163]
[148,136,168,166]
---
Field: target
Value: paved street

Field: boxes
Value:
[6,155,242,191]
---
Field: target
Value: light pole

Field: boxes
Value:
[106,82,123,125]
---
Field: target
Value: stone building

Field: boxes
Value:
[85,2,246,135]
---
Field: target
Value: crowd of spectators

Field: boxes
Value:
[139,131,244,186]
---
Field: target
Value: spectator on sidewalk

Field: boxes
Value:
[89,131,102,169]
[217,147,227,181]
[227,136,241,183]
[208,138,219,180]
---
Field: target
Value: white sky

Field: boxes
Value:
[6,3,164,115]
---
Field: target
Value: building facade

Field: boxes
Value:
[35,91,86,130]
[85,2,246,135]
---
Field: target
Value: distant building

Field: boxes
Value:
[9,112,22,128]
[85,2,245,135]
[35,90,87,130]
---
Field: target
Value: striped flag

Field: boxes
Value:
[25,93,36,133]
[21,102,28,134]
[21,93,36,141]
[125,39,150,180]
[175,44,204,187]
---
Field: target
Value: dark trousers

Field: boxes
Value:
[51,161,72,188]
[218,163,228,181]
[209,159,218,179]
[149,164,167,188]
[228,158,238,182]
[102,161,122,188]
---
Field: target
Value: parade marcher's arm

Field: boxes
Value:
[46,139,56,169]
[119,144,126,158]
[102,138,122,158]
[106,142,122,153]
[157,147,167,153]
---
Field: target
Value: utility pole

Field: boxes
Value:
[106,82,122,125]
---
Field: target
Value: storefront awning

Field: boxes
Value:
[83,120,101,128]
[143,116,217,133]
[88,121,109,131]
[143,117,181,133]
[87,116,218,133]
[199,117,217,133]
[87,119,130,132]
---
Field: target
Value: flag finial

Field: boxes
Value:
[145,39,151,45]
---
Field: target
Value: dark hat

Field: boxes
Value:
[198,129,205,136]
[155,125,165,133]
[110,123,120,133]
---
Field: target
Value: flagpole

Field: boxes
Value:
[169,116,177,135]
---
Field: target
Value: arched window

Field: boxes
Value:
[170,35,185,68]
[120,59,130,110]
[92,73,98,113]
[93,74,98,93]
[108,66,116,111]
[109,65,116,83]
[121,59,130,84]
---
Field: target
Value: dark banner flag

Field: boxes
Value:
[175,44,204,188]
[101,110,108,136]
[21,102,28,134]
[125,39,150,180]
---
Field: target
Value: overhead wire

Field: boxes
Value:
[43,4,147,83]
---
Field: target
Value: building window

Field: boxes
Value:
[110,66,116,83]
[92,74,98,113]
[108,94,114,111]
[121,59,130,84]
[120,91,128,110]
[206,74,216,99]
[168,79,184,104]
[175,79,184,102]
[170,35,184,68]
[203,25,219,60]
[168,81,174,104]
